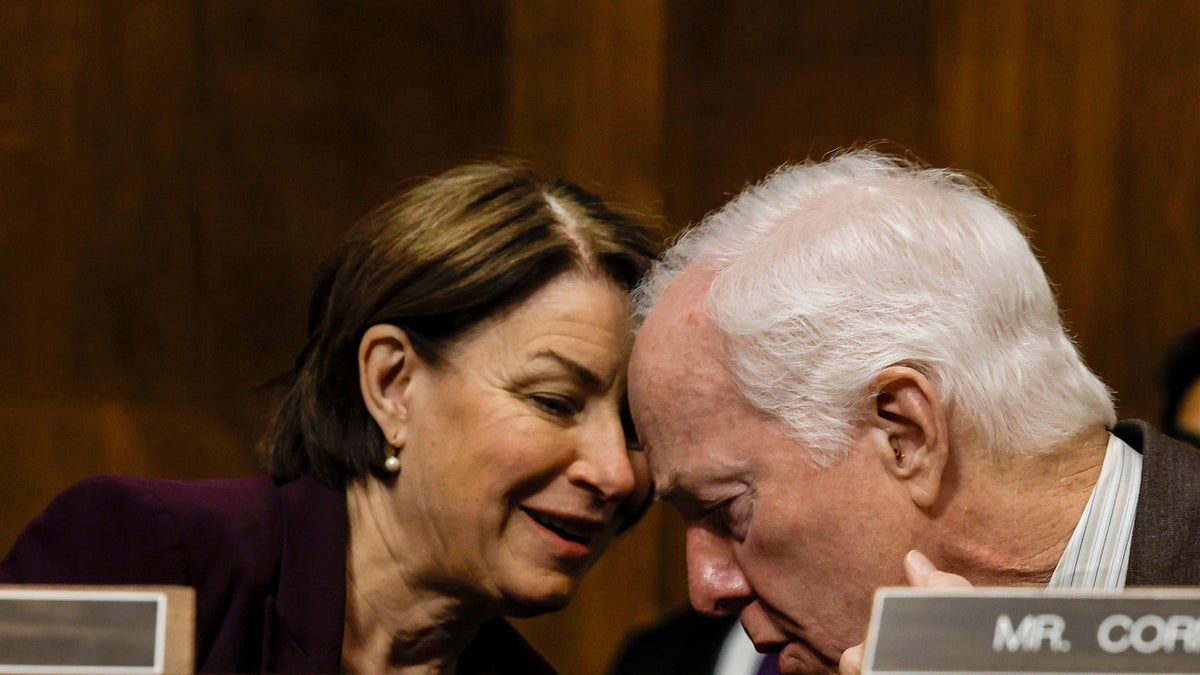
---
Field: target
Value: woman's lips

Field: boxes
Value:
[521,506,607,556]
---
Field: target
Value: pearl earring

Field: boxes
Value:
[384,451,401,473]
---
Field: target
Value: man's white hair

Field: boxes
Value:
[634,149,1116,466]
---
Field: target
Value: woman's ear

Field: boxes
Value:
[870,365,950,511]
[359,324,420,450]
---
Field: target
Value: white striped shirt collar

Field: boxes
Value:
[1048,432,1141,589]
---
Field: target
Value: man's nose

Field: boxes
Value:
[686,524,752,616]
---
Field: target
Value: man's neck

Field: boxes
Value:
[924,425,1111,586]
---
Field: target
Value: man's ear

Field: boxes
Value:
[870,365,949,511]
[359,324,420,449]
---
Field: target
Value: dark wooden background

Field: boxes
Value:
[2,2,1198,673]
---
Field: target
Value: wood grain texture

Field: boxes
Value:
[0,0,506,546]
[2,2,1199,674]
[505,3,669,673]
[932,0,1200,424]
[663,0,940,226]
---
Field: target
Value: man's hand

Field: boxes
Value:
[838,550,972,675]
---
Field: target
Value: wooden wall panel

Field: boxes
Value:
[0,0,506,548]
[186,1,508,439]
[505,3,669,673]
[932,0,1200,425]
[663,0,940,226]
[506,0,665,211]
[3,2,1200,674]
[1113,2,1200,422]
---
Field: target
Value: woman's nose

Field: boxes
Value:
[566,411,639,503]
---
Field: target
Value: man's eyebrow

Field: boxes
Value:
[530,349,603,390]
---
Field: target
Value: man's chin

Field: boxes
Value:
[776,641,840,675]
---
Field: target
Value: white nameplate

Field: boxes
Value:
[864,587,1200,674]
[0,586,193,674]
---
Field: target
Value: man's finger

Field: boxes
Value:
[839,641,865,675]
[904,550,973,588]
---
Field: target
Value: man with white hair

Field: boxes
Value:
[627,150,1200,674]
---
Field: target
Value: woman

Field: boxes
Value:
[0,161,662,673]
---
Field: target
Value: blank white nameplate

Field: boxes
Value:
[0,586,195,674]
[864,587,1200,674]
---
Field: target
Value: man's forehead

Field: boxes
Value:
[631,265,755,489]
[641,265,717,333]
[632,268,723,381]
[630,319,732,429]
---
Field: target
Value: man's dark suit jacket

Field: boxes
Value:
[0,473,555,674]
[1119,419,1200,585]
[609,609,754,675]
[609,421,1200,675]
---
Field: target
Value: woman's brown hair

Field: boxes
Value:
[260,161,663,487]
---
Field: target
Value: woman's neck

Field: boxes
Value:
[342,478,492,674]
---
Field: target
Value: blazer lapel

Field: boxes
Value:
[1119,420,1200,586]
[262,474,348,672]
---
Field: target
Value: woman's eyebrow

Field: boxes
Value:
[529,349,603,390]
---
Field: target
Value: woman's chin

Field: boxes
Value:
[501,579,579,618]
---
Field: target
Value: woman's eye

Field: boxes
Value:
[531,394,579,417]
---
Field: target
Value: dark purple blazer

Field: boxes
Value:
[0,474,555,674]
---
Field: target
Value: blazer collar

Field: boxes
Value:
[266,473,348,671]
[1117,419,1200,586]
